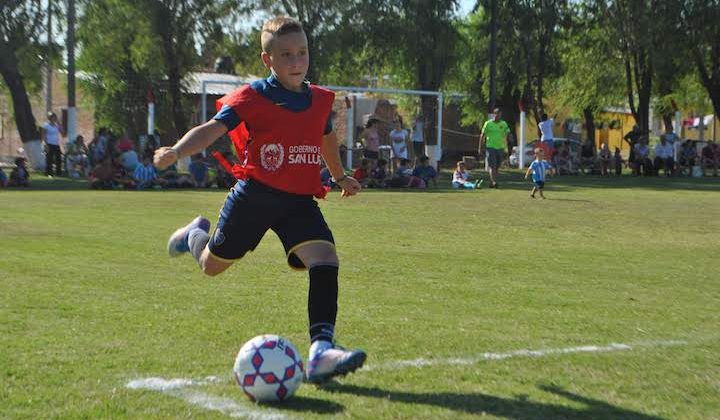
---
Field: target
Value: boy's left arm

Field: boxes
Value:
[321,131,361,197]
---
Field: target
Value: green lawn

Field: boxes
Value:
[1,171,719,419]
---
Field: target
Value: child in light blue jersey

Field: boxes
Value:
[524,147,554,199]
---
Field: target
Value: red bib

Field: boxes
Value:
[216,85,335,196]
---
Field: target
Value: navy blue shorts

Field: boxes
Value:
[486,148,504,169]
[208,179,334,269]
[533,180,545,189]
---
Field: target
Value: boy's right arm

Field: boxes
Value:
[154,120,228,170]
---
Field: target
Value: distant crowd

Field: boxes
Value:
[0,111,238,190]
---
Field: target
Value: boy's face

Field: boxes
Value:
[536,149,544,159]
[261,31,309,90]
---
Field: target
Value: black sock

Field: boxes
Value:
[188,228,210,263]
[308,265,338,343]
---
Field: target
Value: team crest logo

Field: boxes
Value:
[260,143,284,172]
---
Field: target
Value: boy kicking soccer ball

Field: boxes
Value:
[524,147,555,199]
[154,16,366,383]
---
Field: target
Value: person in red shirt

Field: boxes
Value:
[154,17,364,383]
[352,158,370,187]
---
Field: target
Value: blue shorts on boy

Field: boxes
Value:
[208,179,334,269]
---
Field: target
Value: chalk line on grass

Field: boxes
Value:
[364,339,688,371]
[126,377,288,420]
[126,339,687,417]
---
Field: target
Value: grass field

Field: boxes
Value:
[1,171,719,419]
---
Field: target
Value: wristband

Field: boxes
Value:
[332,175,347,183]
[170,147,182,160]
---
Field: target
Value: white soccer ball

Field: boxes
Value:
[233,335,304,402]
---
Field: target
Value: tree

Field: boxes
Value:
[365,0,460,146]
[598,0,655,132]
[552,1,624,144]
[245,0,356,83]
[649,0,688,132]
[138,0,224,136]
[0,1,46,145]
[509,0,568,125]
[681,0,720,118]
[79,0,227,137]
[78,0,160,136]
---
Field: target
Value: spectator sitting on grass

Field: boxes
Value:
[0,167,7,187]
[452,161,481,189]
[320,165,335,188]
[633,138,653,176]
[189,154,210,188]
[653,136,675,176]
[8,157,30,187]
[88,158,116,189]
[613,147,625,176]
[66,135,90,178]
[678,141,696,176]
[598,143,611,176]
[411,155,438,187]
[119,141,139,172]
[554,143,572,175]
[389,158,424,188]
[352,159,371,187]
[367,158,389,188]
[580,139,596,174]
[701,141,718,176]
[133,156,162,189]
[157,163,192,188]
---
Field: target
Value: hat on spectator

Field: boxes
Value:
[118,137,135,152]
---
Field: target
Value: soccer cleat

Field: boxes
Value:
[474,179,483,189]
[167,215,211,257]
[305,341,367,384]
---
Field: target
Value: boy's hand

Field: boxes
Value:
[154,147,178,170]
[337,176,361,198]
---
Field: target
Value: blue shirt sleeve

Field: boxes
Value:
[213,104,242,131]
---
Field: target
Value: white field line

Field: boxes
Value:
[363,340,688,371]
[126,377,288,420]
[125,339,687,417]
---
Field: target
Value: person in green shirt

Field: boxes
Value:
[480,108,511,188]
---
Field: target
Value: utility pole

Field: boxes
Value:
[67,0,77,143]
[45,0,53,115]
[488,0,497,113]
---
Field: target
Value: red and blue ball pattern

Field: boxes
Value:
[233,335,304,402]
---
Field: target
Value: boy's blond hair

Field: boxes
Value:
[261,17,305,53]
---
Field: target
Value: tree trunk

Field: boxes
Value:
[624,55,637,122]
[583,107,595,147]
[637,52,652,132]
[0,44,40,143]
[420,95,437,146]
[662,114,674,133]
[167,61,188,136]
[693,46,720,119]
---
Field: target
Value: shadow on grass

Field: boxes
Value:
[321,382,664,419]
[261,395,344,414]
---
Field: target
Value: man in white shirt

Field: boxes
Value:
[538,113,555,157]
[654,136,675,176]
[43,112,64,176]
[411,116,424,163]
